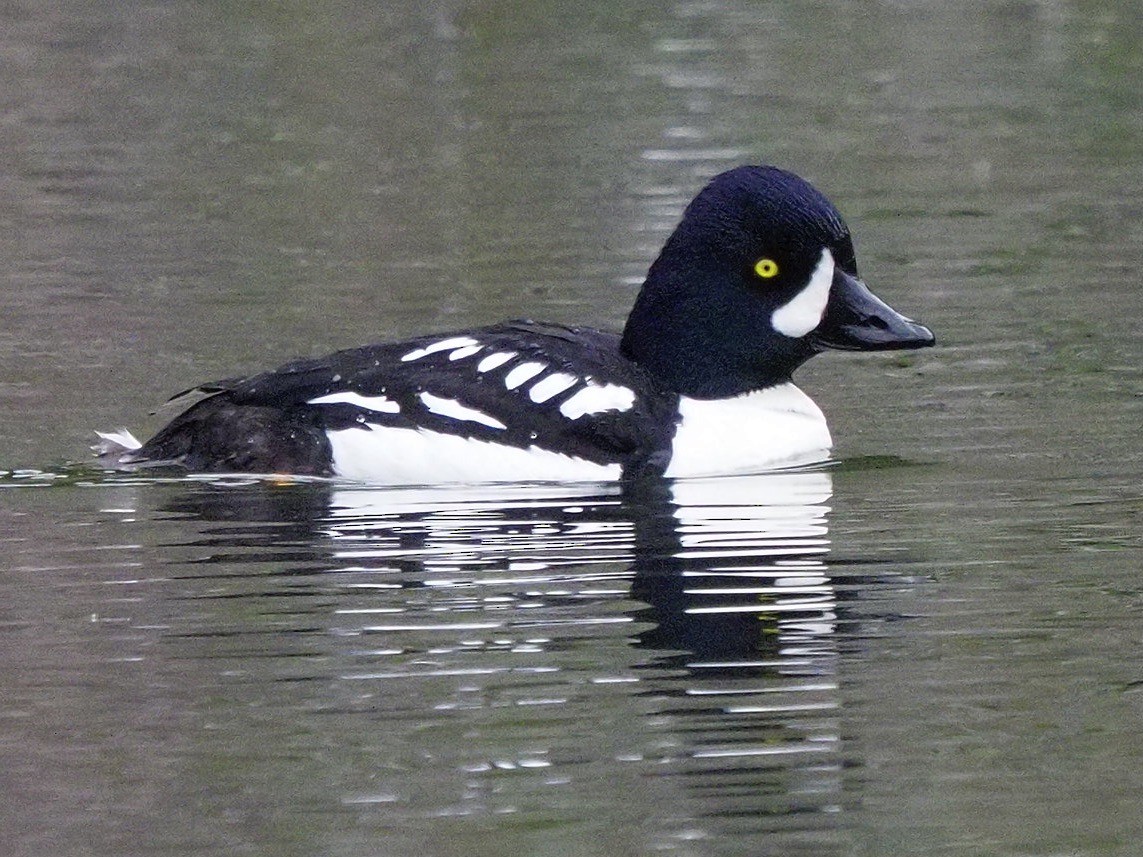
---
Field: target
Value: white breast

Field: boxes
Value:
[664,383,832,478]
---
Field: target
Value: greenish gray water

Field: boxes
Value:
[2,2,1141,855]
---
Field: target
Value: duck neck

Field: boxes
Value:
[620,262,813,398]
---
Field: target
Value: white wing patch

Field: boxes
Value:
[400,336,480,363]
[559,382,636,419]
[477,351,516,373]
[326,425,621,485]
[447,344,483,361]
[308,391,401,413]
[503,361,547,390]
[418,392,506,430]
[665,383,832,478]
[771,248,835,338]
[528,372,579,403]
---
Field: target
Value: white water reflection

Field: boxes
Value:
[64,468,847,850]
[303,470,844,841]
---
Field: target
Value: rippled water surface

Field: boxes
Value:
[2,2,1142,855]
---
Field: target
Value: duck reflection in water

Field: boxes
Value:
[148,468,846,837]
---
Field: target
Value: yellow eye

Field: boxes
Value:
[753,258,779,278]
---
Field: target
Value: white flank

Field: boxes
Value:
[558,382,636,420]
[418,392,506,430]
[664,383,832,478]
[400,336,480,363]
[326,425,621,485]
[448,344,483,361]
[477,351,517,373]
[309,391,400,413]
[771,248,835,338]
[528,372,579,403]
[503,361,547,390]
[95,428,143,451]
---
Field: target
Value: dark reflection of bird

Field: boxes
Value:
[629,472,835,667]
[98,166,932,484]
[144,468,845,837]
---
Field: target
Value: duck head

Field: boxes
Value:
[620,165,934,397]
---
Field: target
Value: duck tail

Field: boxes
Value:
[92,428,144,467]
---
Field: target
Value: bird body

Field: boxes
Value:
[97,166,934,485]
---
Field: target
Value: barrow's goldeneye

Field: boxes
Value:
[97,165,935,484]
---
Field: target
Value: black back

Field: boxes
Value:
[134,321,679,478]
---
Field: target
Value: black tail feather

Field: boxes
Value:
[127,395,334,476]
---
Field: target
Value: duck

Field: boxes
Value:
[96,165,934,484]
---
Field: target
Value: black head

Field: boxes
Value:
[620,165,933,397]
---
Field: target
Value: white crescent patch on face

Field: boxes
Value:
[770,248,835,339]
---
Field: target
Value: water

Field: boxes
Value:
[2,1,1142,855]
